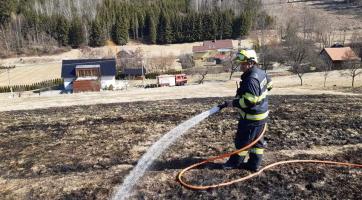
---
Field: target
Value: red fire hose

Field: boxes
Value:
[177,124,362,190]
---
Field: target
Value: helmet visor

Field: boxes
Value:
[234,53,247,63]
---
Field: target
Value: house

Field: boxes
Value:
[61,59,117,92]
[192,39,234,61]
[320,47,360,69]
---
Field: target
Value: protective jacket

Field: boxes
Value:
[232,66,272,126]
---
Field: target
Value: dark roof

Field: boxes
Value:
[193,40,233,53]
[123,67,147,76]
[61,59,116,78]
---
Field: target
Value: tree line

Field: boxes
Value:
[0,0,271,56]
[0,78,63,93]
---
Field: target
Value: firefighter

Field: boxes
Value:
[218,49,273,172]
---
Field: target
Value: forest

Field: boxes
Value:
[0,0,272,57]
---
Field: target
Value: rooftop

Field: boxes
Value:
[322,47,360,61]
[193,39,233,53]
[62,59,116,78]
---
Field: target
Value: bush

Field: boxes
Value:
[145,72,160,79]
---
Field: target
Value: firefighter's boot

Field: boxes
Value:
[222,154,245,169]
[244,153,263,172]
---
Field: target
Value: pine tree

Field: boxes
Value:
[144,12,157,44]
[202,13,216,40]
[193,14,202,41]
[54,15,70,46]
[222,11,233,39]
[232,16,241,38]
[68,17,85,48]
[0,0,15,26]
[240,11,252,36]
[89,19,105,47]
[111,15,128,45]
[157,11,172,44]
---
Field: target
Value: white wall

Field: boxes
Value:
[63,78,74,91]
[101,76,116,89]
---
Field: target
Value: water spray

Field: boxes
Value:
[111,106,220,200]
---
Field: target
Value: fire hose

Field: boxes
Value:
[177,124,362,190]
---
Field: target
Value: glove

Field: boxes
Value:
[217,101,229,110]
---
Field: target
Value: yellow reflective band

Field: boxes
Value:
[259,91,268,101]
[238,151,248,156]
[239,110,269,121]
[250,148,264,154]
[243,92,258,104]
[239,98,248,108]
[243,91,268,104]
[267,81,273,89]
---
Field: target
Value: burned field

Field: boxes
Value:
[0,95,361,200]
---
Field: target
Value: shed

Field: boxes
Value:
[320,47,360,69]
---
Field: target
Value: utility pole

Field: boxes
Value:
[0,65,16,97]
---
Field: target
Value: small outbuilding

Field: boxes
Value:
[320,47,360,69]
[61,59,117,92]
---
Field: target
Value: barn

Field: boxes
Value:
[61,59,117,93]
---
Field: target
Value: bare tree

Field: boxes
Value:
[341,51,362,88]
[179,54,195,69]
[350,31,362,58]
[220,57,238,80]
[185,67,209,84]
[284,18,313,86]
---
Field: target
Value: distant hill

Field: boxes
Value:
[0,0,269,57]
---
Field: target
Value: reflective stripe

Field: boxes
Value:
[260,78,267,88]
[240,110,269,121]
[239,98,248,108]
[242,91,268,104]
[238,151,248,156]
[250,148,264,154]
[267,81,273,89]
[243,92,258,104]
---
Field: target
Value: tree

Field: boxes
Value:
[89,19,105,47]
[318,57,333,88]
[202,13,216,40]
[0,0,15,51]
[179,54,195,69]
[284,19,313,86]
[68,17,85,48]
[341,51,362,88]
[157,11,172,44]
[54,15,70,46]
[144,12,156,44]
[240,11,252,36]
[111,15,128,45]
[0,0,15,26]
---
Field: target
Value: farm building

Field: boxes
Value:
[192,39,234,62]
[320,47,361,69]
[61,59,117,93]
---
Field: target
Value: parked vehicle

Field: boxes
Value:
[157,74,187,87]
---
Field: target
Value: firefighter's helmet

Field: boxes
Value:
[234,49,258,64]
